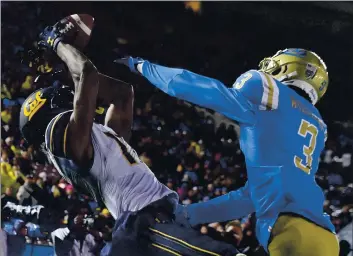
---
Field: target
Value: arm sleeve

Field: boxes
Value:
[186,182,254,226]
[139,61,256,124]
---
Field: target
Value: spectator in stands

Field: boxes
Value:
[17,174,42,206]
[1,187,18,205]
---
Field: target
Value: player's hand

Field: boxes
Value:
[38,17,78,52]
[174,204,192,228]
[38,25,64,52]
[114,57,145,74]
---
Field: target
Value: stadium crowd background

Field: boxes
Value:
[1,2,353,256]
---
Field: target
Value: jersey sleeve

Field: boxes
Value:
[232,70,280,111]
[139,61,256,124]
[186,182,254,226]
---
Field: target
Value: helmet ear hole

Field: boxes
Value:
[272,65,287,76]
[282,65,288,74]
[271,68,281,76]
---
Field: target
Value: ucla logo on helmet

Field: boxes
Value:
[305,64,317,79]
[283,48,307,58]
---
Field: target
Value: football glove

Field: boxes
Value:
[38,25,64,52]
[38,17,78,52]
[114,56,145,74]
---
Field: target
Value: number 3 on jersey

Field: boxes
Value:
[234,73,253,89]
[294,119,319,174]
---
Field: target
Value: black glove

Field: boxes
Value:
[38,17,78,52]
[38,25,64,52]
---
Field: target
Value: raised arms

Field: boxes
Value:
[56,42,98,166]
[117,58,257,125]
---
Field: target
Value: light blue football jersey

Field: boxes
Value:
[139,62,335,250]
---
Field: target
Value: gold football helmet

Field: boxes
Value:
[259,48,328,104]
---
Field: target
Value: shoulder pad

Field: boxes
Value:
[233,70,280,111]
[233,70,261,90]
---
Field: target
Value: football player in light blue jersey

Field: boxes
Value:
[116,48,339,256]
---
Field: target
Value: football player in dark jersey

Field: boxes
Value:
[19,18,244,256]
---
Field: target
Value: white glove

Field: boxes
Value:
[51,227,70,241]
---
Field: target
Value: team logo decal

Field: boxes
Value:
[283,48,307,58]
[23,91,47,120]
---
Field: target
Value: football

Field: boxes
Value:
[59,14,95,50]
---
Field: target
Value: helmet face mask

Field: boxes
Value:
[259,48,329,105]
[259,58,280,75]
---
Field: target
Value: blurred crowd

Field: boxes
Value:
[1,2,353,256]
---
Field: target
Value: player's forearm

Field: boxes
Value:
[138,61,225,100]
[97,73,133,106]
[138,61,242,116]
[55,42,99,116]
[56,42,99,112]
[105,97,134,142]
[186,185,254,226]
[97,73,134,141]
[56,42,99,165]
[56,42,95,84]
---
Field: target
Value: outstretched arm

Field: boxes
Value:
[135,60,256,125]
[181,183,254,226]
[97,73,134,142]
[56,42,98,167]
